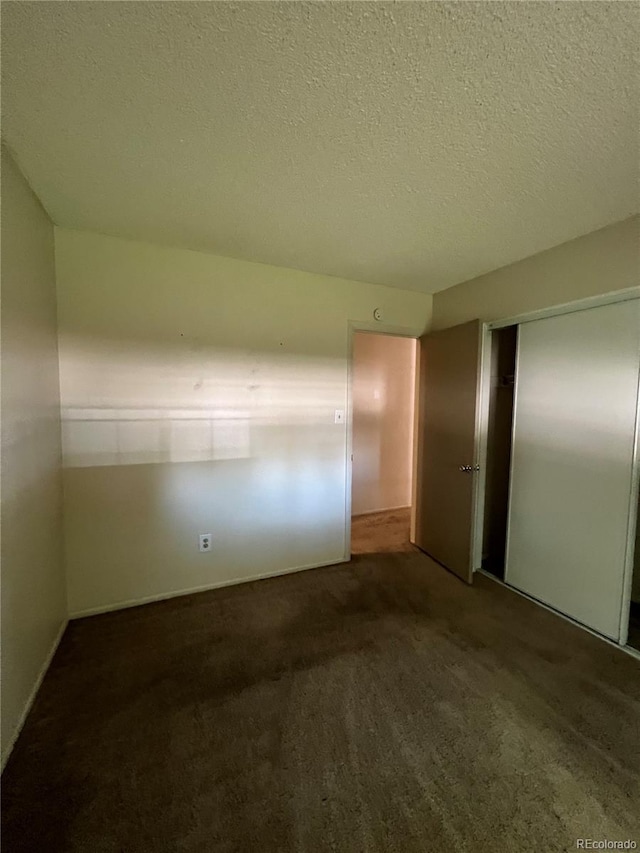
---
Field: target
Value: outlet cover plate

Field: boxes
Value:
[199,533,212,552]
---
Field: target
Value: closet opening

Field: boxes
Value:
[481,325,518,580]
[476,295,640,648]
[627,493,640,652]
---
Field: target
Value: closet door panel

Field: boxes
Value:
[505,299,640,640]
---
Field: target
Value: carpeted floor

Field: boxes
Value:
[2,551,640,853]
[351,507,416,555]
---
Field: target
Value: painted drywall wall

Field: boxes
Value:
[432,217,639,330]
[351,333,416,516]
[1,146,67,766]
[54,229,432,616]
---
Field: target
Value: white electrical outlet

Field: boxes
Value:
[334,409,345,424]
[199,533,212,552]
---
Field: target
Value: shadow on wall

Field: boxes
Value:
[60,335,346,467]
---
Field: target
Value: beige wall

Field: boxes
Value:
[1,147,67,766]
[54,228,432,616]
[352,333,416,516]
[432,217,639,330]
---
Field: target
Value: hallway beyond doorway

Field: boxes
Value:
[351,508,417,555]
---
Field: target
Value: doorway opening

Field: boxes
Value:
[481,325,518,580]
[350,331,418,556]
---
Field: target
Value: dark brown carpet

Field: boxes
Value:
[2,551,640,853]
[351,508,416,555]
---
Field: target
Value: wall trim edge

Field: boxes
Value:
[352,504,411,517]
[69,557,349,620]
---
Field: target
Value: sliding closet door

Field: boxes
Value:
[506,298,640,640]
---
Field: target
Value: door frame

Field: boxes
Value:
[474,286,640,646]
[345,320,423,560]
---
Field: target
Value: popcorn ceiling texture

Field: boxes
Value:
[2,2,638,294]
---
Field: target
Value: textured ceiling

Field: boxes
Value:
[2,2,638,294]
